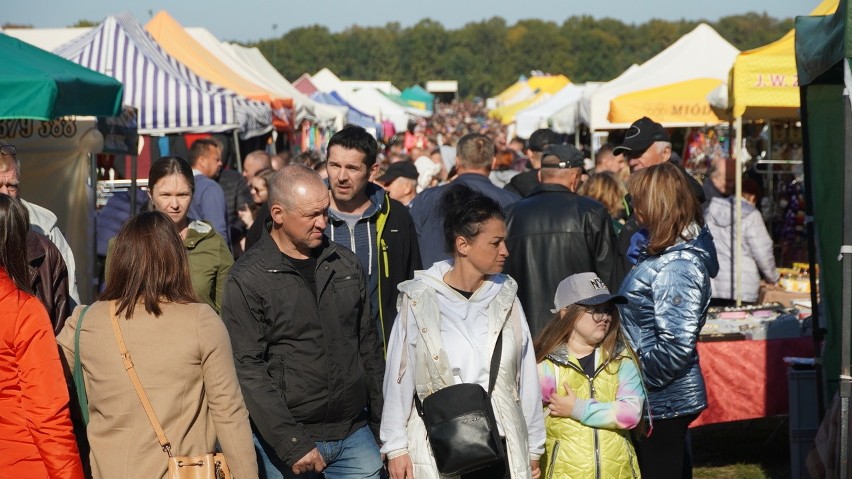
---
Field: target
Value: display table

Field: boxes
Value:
[691,336,814,427]
[759,286,812,307]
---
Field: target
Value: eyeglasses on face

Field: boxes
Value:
[0,145,16,156]
[584,305,614,323]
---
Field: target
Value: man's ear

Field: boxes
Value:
[269,203,285,223]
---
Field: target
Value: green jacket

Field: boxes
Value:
[105,220,232,313]
[183,221,233,313]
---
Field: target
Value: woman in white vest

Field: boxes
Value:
[381,183,546,479]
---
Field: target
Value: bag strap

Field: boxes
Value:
[414,332,503,417]
[73,304,92,425]
[108,301,174,457]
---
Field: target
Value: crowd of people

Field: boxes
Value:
[0,100,784,479]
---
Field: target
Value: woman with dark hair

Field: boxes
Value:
[381,184,545,479]
[57,211,257,479]
[617,162,719,479]
[0,195,84,478]
[106,156,232,313]
[534,273,643,479]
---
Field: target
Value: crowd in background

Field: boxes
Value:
[0,99,782,479]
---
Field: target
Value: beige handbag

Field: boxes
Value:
[109,302,233,479]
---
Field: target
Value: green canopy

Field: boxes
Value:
[796,0,851,407]
[0,33,123,120]
[401,85,435,111]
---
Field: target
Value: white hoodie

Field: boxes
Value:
[380,260,545,477]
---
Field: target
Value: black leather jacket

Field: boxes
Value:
[504,184,620,335]
[27,230,70,333]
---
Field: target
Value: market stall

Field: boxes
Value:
[694,303,814,427]
[0,32,123,303]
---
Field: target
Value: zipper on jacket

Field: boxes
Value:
[381,239,389,278]
[591,379,601,479]
[625,435,639,479]
[546,440,560,479]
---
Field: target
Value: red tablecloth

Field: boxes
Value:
[690,337,814,427]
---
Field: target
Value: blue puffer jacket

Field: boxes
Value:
[617,224,719,420]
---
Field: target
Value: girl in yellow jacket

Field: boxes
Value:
[535,273,645,479]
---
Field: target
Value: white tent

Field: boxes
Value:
[311,68,351,95]
[349,87,425,132]
[185,28,346,130]
[580,24,739,130]
[311,69,425,131]
[343,81,401,95]
[1,27,91,51]
[515,83,587,138]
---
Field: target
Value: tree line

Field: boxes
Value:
[250,13,793,98]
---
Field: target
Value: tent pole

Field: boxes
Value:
[233,130,243,173]
[734,116,743,306]
[129,154,137,215]
[800,83,826,423]
[90,152,98,298]
[839,63,852,478]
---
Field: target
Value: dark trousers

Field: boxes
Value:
[634,413,699,479]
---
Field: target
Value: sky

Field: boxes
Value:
[4,0,825,44]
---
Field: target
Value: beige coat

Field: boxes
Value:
[57,301,257,479]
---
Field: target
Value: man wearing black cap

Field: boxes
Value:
[503,144,619,335]
[376,161,419,206]
[615,117,707,273]
[504,128,561,197]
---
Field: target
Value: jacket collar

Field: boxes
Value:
[256,226,339,272]
[528,183,575,196]
[26,230,45,265]
[326,181,387,222]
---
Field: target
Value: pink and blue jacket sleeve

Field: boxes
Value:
[571,358,645,430]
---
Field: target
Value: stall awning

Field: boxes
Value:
[55,13,271,138]
[609,78,725,126]
[145,11,292,130]
[730,0,837,119]
[0,33,122,120]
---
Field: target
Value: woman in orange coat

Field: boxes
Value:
[0,194,84,478]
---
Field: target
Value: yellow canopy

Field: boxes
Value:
[730,0,837,119]
[490,93,547,125]
[145,11,293,129]
[493,75,570,106]
[494,79,530,105]
[527,75,570,94]
[609,78,724,126]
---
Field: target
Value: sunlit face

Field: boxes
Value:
[150,173,192,227]
[384,177,415,204]
[0,163,20,198]
[327,145,377,207]
[570,303,614,349]
[628,144,668,172]
[196,147,222,178]
[457,217,509,275]
[273,182,330,252]
[250,177,268,205]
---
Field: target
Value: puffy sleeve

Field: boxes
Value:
[18,296,84,478]
[641,258,709,389]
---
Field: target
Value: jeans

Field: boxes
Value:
[254,425,384,479]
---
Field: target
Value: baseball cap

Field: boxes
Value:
[527,128,561,152]
[539,144,584,170]
[612,117,670,156]
[376,161,418,184]
[552,272,627,312]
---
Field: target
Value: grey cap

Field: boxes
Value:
[552,272,627,312]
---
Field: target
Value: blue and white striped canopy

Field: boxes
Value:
[54,13,272,139]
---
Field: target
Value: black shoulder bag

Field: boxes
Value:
[413,333,506,476]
